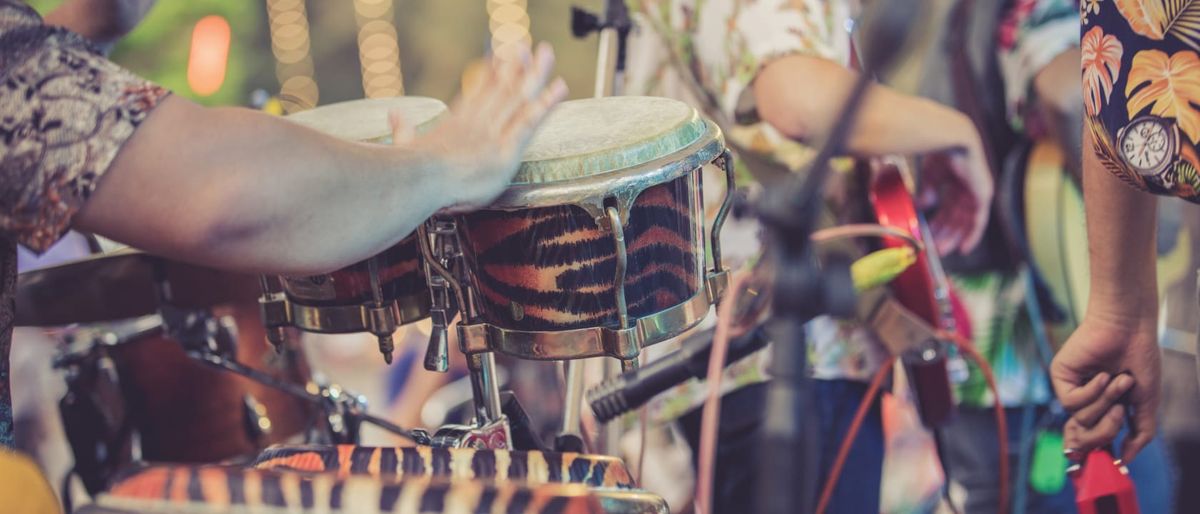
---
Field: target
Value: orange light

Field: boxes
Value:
[187,15,231,97]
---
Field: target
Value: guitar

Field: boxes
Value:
[867,159,967,428]
[1017,139,1190,345]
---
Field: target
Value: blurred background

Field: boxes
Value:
[25,0,605,110]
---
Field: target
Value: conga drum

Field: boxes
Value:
[58,302,316,494]
[259,97,448,363]
[447,96,733,365]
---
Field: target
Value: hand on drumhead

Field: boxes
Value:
[407,42,568,213]
[916,141,993,256]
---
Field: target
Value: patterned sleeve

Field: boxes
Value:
[0,1,168,253]
[996,0,1080,130]
[632,0,851,124]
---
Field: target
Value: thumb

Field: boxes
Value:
[389,108,416,145]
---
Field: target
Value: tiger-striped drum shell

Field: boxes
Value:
[454,96,730,360]
[274,97,447,331]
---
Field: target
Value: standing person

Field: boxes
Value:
[624,1,994,511]
[940,1,1174,512]
[0,0,568,450]
[1050,0,1200,467]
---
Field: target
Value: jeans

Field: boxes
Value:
[942,406,1175,514]
[678,379,885,514]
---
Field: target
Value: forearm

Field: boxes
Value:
[77,96,450,275]
[1081,129,1158,321]
[754,55,981,158]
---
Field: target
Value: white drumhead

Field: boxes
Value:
[286,96,447,143]
[515,96,707,184]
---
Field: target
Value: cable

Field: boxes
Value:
[813,333,1010,514]
[941,331,1010,514]
[693,272,749,514]
[815,356,896,514]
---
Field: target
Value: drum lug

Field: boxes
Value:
[257,291,293,349]
[706,269,730,304]
[709,149,736,284]
[428,415,512,450]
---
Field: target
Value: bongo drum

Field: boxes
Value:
[440,96,732,366]
[57,303,316,494]
[258,97,447,362]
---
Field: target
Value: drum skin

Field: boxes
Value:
[106,301,313,463]
[282,235,427,307]
[458,173,705,331]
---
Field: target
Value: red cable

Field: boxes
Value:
[815,332,1010,514]
[815,356,896,514]
[943,331,1010,514]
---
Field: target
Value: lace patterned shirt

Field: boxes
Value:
[0,1,168,447]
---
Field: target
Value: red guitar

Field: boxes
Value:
[868,160,968,428]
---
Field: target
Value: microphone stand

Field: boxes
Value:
[560,0,633,455]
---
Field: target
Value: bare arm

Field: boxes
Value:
[753,54,993,253]
[76,44,567,275]
[43,0,155,46]
[1051,128,1160,461]
[754,55,985,162]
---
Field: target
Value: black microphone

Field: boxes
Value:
[587,326,768,423]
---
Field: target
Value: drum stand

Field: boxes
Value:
[416,215,513,450]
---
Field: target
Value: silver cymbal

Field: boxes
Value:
[16,249,259,327]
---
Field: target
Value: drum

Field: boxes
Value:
[58,302,315,494]
[445,96,733,364]
[258,97,448,361]
[92,464,617,514]
[251,445,667,514]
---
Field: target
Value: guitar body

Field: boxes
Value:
[1021,139,1190,344]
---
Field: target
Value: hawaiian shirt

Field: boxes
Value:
[625,0,891,402]
[1084,0,1200,200]
[998,0,1082,132]
[0,1,168,447]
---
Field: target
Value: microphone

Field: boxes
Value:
[588,326,768,423]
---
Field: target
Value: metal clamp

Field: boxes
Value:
[457,289,712,361]
[257,293,428,337]
[706,149,736,303]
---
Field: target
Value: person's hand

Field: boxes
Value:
[1051,312,1161,461]
[916,136,993,256]
[389,42,568,213]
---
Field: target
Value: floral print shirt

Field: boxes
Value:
[625,0,892,400]
[0,1,168,447]
[1084,0,1200,200]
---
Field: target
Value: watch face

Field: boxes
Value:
[1119,116,1176,177]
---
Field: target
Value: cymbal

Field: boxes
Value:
[16,249,259,327]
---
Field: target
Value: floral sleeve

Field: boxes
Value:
[997,0,1080,132]
[0,1,169,253]
[629,0,851,124]
[1084,0,1200,201]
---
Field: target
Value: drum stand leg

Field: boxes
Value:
[556,360,587,452]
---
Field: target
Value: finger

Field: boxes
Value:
[502,77,568,148]
[522,42,556,99]
[960,201,988,253]
[388,108,416,145]
[1064,404,1126,453]
[1071,373,1133,428]
[1057,371,1111,412]
[1121,391,1160,462]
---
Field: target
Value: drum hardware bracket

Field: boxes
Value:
[366,256,395,364]
[418,217,470,374]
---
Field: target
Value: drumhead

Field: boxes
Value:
[515,96,707,184]
[285,96,447,143]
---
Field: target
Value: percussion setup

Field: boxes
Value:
[21,92,733,513]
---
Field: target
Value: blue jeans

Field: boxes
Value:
[943,406,1175,514]
[678,379,885,514]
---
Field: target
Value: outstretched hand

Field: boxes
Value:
[389,42,568,213]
